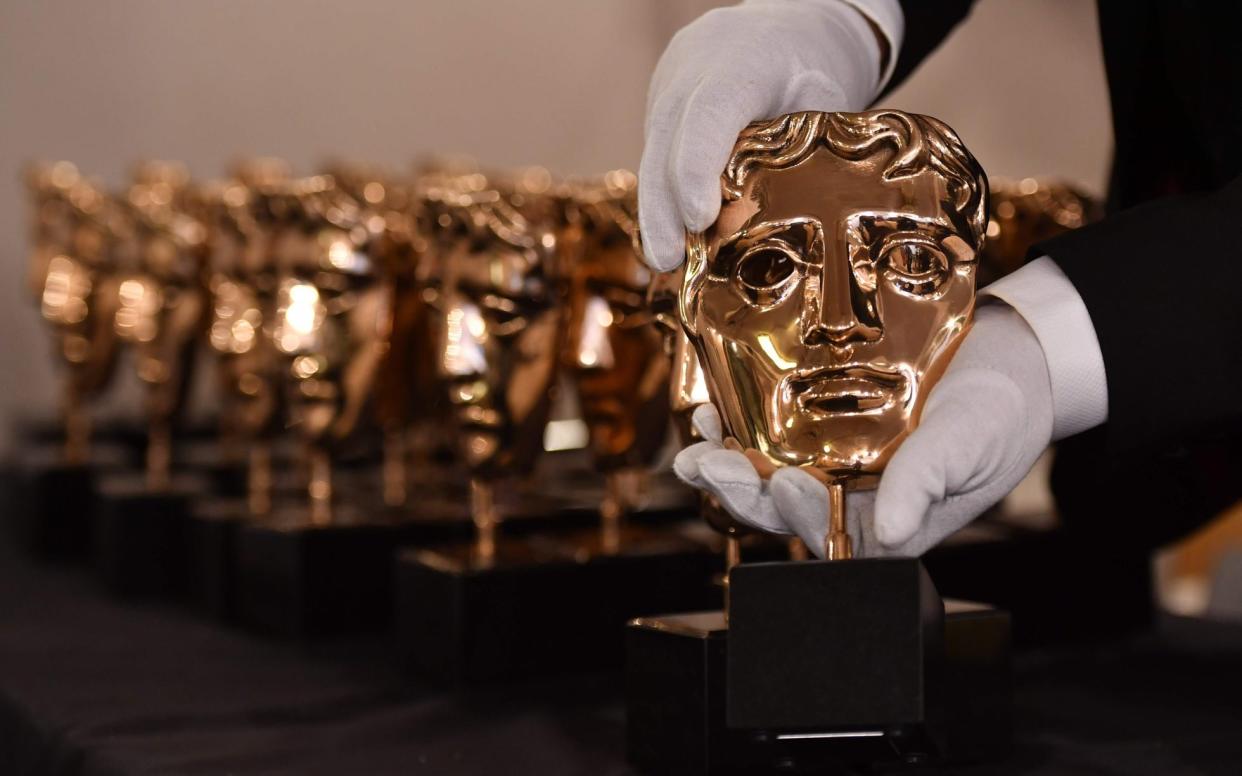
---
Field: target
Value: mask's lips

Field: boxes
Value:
[786,365,906,416]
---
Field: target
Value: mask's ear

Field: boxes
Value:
[679,229,710,338]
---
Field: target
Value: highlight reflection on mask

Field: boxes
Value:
[682,111,987,481]
[565,171,670,471]
[425,184,563,478]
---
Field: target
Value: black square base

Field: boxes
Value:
[92,473,204,598]
[395,526,721,684]
[9,460,96,560]
[4,445,131,560]
[233,508,431,638]
[625,611,756,776]
[725,557,1011,765]
[185,499,252,621]
[626,601,1011,774]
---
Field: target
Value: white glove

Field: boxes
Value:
[674,402,894,557]
[638,0,899,271]
[674,304,1055,557]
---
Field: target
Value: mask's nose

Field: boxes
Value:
[439,298,488,379]
[800,252,882,349]
[575,295,616,370]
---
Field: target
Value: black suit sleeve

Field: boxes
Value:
[879,0,978,98]
[1034,175,1242,454]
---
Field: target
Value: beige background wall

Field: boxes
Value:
[0,0,1110,448]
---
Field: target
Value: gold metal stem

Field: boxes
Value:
[471,477,497,566]
[308,446,333,526]
[382,425,407,507]
[146,422,171,491]
[723,535,742,622]
[788,537,810,561]
[824,480,853,560]
[600,471,625,555]
[248,442,272,517]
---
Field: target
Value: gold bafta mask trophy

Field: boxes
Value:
[326,163,440,509]
[422,179,564,563]
[268,176,393,526]
[19,163,126,558]
[563,171,672,553]
[628,111,1010,770]
[979,177,1101,286]
[114,161,210,490]
[203,167,288,516]
[26,162,125,464]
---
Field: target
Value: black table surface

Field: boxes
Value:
[1,536,1240,776]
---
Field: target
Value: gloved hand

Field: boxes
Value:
[638,0,894,272]
[674,304,1055,557]
[674,401,886,556]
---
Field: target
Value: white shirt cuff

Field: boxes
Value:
[981,256,1108,440]
[837,0,904,92]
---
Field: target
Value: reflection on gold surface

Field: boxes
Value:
[682,110,987,557]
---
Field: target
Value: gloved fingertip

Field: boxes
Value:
[672,440,717,485]
[698,449,760,490]
[690,403,722,443]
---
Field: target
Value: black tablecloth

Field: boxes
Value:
[1,538,1240,775]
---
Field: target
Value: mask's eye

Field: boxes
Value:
[733,244,800,307]
[878,238,949,296]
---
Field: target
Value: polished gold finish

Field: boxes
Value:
[268,175,393,522]
[114,161,209,489]
[682,110,987,559]
[980,177,1100,285]
[424,174,565,556]
[26,162,124,464]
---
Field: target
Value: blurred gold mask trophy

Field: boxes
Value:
[326,163,438,509]
[563,171,671,552]
[114,162,210,489]
[682,110,986,559]
[425,180,563,563]
[26,162,124,464]
[204,161,290,515]
[267,176,392,525]
[979,177,1100,285]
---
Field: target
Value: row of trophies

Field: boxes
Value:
[27,158,698,559]
[22,137,1100,770]
[25,155,1098,562]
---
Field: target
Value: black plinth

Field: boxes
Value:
[233,507,435,638]
[4,445,131,560]
[626,599,1010,774]
[395,526,721,685]
[92,473,204,598]
[729,558,942,734]
[185,499,252,621]
[10,460,96,560]
[625,611,755,776]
